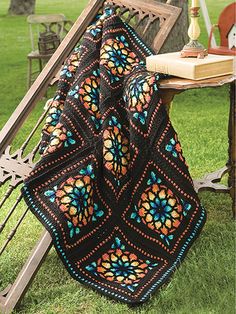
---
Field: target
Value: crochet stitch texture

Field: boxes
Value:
[23,10,206,304]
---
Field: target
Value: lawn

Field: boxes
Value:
[0,0,235,314]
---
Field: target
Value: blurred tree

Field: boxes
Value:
[159,0,189,53]
[138,0,189,53]
[8,0,36,15]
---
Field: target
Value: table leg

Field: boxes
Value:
[228,81,236,218]
[159,89,181,115]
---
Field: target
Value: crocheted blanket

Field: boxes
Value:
[23,10,206,304]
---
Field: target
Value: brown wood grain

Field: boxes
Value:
[159,74,236,90]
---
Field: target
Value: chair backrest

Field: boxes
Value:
[217,2,236,47]
[27,14,66,51]
[104,0,181,53]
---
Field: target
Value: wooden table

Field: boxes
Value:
[159,74,236,218]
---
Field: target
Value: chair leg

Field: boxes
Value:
[27,58,32,90]
[38,58,49,98]
[39,58,43,73]
[228,81,236,218]
[28,58,44,90]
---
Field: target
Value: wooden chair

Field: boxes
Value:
[27,14,66,89]
[2,0,220,312]
[208,2,236,56]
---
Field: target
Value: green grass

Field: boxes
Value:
[0,0,235,313]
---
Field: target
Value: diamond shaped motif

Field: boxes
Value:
[85,237,158,292]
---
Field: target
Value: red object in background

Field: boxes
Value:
[208,2,236,56]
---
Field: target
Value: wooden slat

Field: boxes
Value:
[109,0,179,15]
[0,230,52,314]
